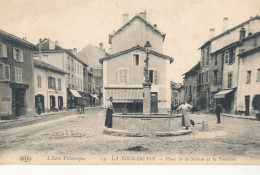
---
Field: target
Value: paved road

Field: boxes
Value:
[0,108,259,164]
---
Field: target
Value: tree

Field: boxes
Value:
[252,94,260,113]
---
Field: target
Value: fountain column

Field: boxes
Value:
[143,41,152,117]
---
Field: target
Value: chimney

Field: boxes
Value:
[99,43,103,50]
[73,48,77,55]
[140,10,147,20]
[209,28,215,39]
[240,27,246,40]
[122,14,129,24]
[154,24,157,28]
[223,17,228,32]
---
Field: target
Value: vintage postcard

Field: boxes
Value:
[0,0,259,165]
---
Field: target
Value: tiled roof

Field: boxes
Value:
[199,15,260,49]
[182,62,200,76]
[34,59,67,74]
[109,14,166,44]
[0,29,37,49]
[77,44,109,69]
[99,45,174,63]
[35,38,88,66]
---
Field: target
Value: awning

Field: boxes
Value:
[105,88,143,102]
[90,94,99,100]
[214,89,234,99]
[69,89,81,97]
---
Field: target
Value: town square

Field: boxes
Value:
[0,0,260,166]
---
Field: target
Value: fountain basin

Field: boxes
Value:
[104,113,192,137]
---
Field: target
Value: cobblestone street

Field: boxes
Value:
[0,107,259,164]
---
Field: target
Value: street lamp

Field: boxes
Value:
[144,41,152,83]
[143,41,152,117]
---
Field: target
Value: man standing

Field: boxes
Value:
[177,101,193,130]
[215,103,222,123]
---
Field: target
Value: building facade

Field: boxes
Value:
[198,16,260,113]
[0,29,37,119]
[78,43,109,106]
[33,39,88,109]
[237,32,260,116]
[34,60,67,112]
[183,62,200,110]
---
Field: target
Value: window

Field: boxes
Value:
[67,57,70,70]
[246,71,251,84]
[201,51,204,66]
[257,69,260,82]
[0,42,8,58]
[214,54,218,65]
[48,77,56,89]
[206,47,209,65]
[205,71,208,83]
[214,70,218,85]
[58,78,61,91]
[229,48,235,64]
[224,50,229,63]
[15,67,22,83]
[193,86,196,93]
[118,68,128,84]
[133,54,139,66]
[1,64,10,81]
[13,47,24,62]
[228,72,232,88]
[71,59,74,71]
[154,70,159,84]
[37,75,41,88]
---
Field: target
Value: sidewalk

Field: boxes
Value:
[221,113,257,120]
[0,106,102,124]
[192,111,257,121]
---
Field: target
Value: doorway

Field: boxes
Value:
[151,92,158,113]
[50,95,56,110]
[12,88,26,117]
[35,94,45,113]
[58,96,63,110]
[245,95,250,116]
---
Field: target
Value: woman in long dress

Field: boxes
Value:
[177,101,193,130]
[105,97,113,128]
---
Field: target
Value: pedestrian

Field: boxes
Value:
[81,99,85,114]
[215,103,222,123]
[105,96,113,128]
[36,100,43,115]
[177,101,193,130]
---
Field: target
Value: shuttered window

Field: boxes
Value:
[154,70,159,84]
[15,66,23,83]
[13,47,24,62]
[0,42,8,58]
[118,68,128,84]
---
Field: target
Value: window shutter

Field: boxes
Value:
[5,65,10,81]
[154,70,159,84]
[0,43,3,57]
[0,63,3,80]
[13,47,16,60]
[19,68,23,83]
[3,44,7,58]
[20,50,24,62]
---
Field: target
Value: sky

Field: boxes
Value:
[0,0,259,83]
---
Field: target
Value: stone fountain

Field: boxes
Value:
[104,41,192,137]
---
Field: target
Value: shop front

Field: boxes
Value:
[10,83,29,118]
[67,88,82,109]
[214,89,235,113]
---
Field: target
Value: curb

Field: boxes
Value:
[221,114,257,121]
[104,128,192,137]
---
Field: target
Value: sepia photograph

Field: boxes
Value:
[0,0,260,166]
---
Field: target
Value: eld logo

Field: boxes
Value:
[19,155,32,162]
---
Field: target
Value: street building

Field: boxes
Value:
[78,43,109,106]
[33,39,88,109]
[197,15,260,113]
[237,32,260,116]
[182,62,200,110]
[100,11,173,113]
[34,59,67,112]
[0,29,37,119]
[171,82,183,109]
